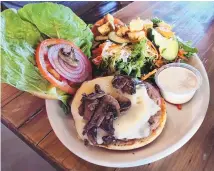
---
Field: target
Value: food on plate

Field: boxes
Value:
[91,14,198,79]
[1,3,93,108]
[155,63,202,104]
[1,2,202,150]
[71,75,166,150]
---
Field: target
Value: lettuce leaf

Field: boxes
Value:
[1,3,94,110]
[116,40,154,77]
[178,41,198,53]
[177,38,198,58]
[151,17,163,25]
[18,2,93,57]
[96,40,155,78]
[1,9,69,104]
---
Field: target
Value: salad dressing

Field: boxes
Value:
[157,67,198,94]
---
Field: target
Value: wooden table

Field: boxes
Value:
[1,1,214,171]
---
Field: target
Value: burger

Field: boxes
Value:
[71,75,166,150]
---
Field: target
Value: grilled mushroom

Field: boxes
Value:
[58,46,79,67]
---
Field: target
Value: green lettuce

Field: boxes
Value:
[1,9,70,104]
[178,39,198,58]
[97,40,154,78]
[151,17,163,25]
[18,2,93,57]
[116,40,155,77]
[1,3,94,111]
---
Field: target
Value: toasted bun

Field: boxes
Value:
[29,91,58,100]
[98,98,166,150]
[71,76,167,150]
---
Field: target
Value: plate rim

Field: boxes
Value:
[46,54,210,167]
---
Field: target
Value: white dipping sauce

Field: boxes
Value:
[158,67,198,94]
[156,64,201,104]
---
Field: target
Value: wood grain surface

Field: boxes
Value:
[1,1,214,171]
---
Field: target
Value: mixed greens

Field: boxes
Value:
[116,40,153,77]
[177,39,198,58]
[151,17,163,26]
[91,14,198,80]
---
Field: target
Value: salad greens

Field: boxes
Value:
[117,40,154,77]
[93,16,198,79]
[1,3,93,111]
[151,17,163,25]
[98,40,155,78]
[177,39,198,58]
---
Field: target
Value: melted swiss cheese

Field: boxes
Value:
[71,76,160,144]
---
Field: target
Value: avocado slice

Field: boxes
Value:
[147,28,178,61]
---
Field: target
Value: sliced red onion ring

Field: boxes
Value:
[48,44,91,83]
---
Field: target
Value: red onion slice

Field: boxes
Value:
[47,44,91,83]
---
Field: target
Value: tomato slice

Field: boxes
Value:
[91,42,107,65]
[92,47,103,56]
[92,55,102,65]
[36,39,78,94]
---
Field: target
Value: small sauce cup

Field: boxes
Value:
[155,63,202,104]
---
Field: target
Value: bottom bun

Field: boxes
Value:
[98,98,167,150]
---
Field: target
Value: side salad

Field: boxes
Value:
[91,14,198,80]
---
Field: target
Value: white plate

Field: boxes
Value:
[46,55,210,167]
